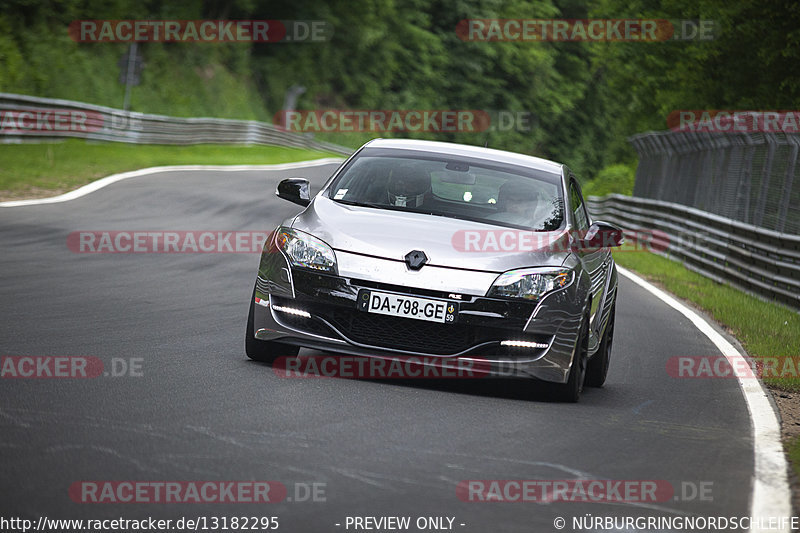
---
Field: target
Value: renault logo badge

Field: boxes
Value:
[404,250,428,270]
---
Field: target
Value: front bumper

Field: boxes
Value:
[252,263,585,383]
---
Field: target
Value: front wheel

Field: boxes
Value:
[586,303,615,388]
[245,288,299,363]
[559,314,589,403]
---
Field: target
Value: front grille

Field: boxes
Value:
[270,296,550,357]
[325,308,475,355]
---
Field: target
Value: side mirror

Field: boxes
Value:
[276,178,311,207]
[582,221,624,249]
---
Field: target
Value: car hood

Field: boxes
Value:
[291,196,571,274]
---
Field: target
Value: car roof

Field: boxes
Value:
[362,138,564,175]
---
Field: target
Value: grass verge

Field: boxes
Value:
[0,140,343,200]
[790,437,800,488]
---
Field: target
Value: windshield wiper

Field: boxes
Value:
[334,199,387,209]
[335,200,477,222]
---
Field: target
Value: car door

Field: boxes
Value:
[568,174,607,350]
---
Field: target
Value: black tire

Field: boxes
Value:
[559,314,589,403]
[245,288,299,363]
[586,303,615,388]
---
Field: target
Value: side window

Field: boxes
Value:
[569,179,589,232]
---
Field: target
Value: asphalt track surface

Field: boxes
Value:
[0,163,760,532]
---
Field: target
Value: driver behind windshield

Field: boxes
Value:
[386,166,431,208]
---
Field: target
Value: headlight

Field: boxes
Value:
[275,227,337,273]
[487,267,574,300]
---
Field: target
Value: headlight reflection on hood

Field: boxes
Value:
[487,267,574,301]
[275,227,337,273]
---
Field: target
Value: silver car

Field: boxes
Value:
[246,139,622,401]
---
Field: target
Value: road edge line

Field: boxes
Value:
[617,265,792,531]
[0,158,345,208]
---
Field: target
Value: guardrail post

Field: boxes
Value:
[736,133,756,224]
[753,133,776,228]
[777,136,798,233]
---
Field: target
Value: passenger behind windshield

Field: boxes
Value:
[485,181,553,229]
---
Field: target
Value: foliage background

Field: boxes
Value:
[1,0,799,186]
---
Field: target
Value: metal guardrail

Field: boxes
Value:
[588,194,800,310]
[0,93,353,156]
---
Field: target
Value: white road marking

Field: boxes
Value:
[0,158,345,208]
[617,266,792,532]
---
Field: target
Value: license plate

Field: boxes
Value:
[357,290,458,323]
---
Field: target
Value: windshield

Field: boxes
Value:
[327,152,564,231]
